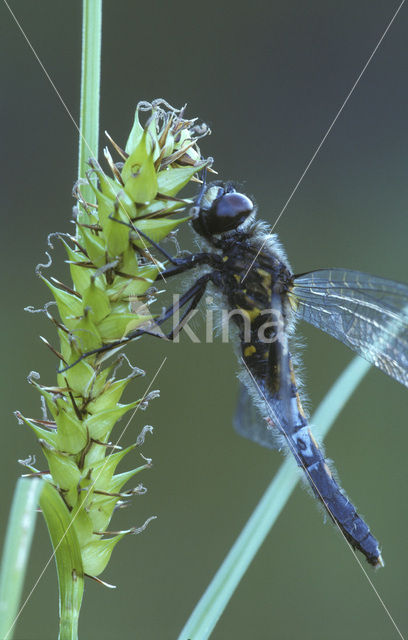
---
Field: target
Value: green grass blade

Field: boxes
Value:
[178,356,371,640]
[39,482,84,640]
[0,477,43,640]
[78,0,102,208]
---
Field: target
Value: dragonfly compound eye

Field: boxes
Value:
[204,191,254,234]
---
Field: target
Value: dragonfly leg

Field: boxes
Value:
[109,212,181,265]
[58,273,212,373]
[165,274,210,340]
[108,212,220,276]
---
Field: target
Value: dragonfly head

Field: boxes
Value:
[192,182,254,238]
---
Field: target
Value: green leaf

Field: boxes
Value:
[97,311,154,342]
[81,533,127,577]
[107,263,159,298]
[120,245,162,279]
[55,407,88,455]
[63,241,93,297]
[0,478,43,640]
[40,481,84,639]
[71,501,95,547]
[85,401,139,440]
[124,162,158,204]
[81,226,107,267]
[58,327,77,365]
[125,106,144,155]
[65,312,101,354]
[88,366,112,398]
[82,440,110,467]
[18,413,58,448]
[40,443,81,508]
[82,281,111,323]
[145,109,161,161]
[30,381,65,421]
[86,494,117,533]
[108,464,148,493]
[122,131,158,203]
[157,161,207,196]
[136,198,188,218]
[42,279,83,329]
[87,376,135,413]
[94,188,133,257]
[59,356,97,396]
[131,216,189,247]
[86,444,136,490]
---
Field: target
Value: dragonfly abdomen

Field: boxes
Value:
[291,428,383,567]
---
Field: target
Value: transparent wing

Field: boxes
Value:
[292,268,408,387]
[233,382,280,450]
[234,290,295,450]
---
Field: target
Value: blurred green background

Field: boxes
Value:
[1,1,408,638]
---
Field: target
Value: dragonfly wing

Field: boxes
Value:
[233,382,280,449]
[292,268,408,387]
[236,288,296,447]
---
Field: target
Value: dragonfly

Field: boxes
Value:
[67,179,408,567]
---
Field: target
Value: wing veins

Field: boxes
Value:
[292,269,408,387]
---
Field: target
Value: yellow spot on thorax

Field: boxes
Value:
[256,268,272,288]
[244,345,257,357]
[239,306,261,321]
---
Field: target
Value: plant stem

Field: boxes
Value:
[57,2,101,638]
[78,0,102,210]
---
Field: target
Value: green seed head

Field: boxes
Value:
[19,100,211,577]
